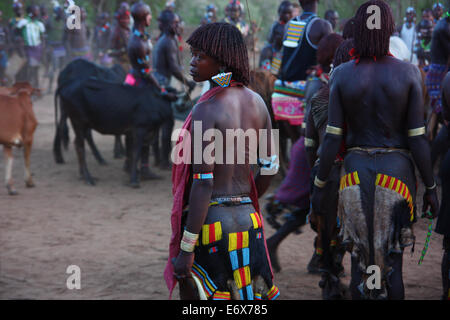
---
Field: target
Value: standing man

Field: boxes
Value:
[266,0,332,275]
[0,10,10,85]
[312,0,439,300]
[436,71,450,301]
[10,0,26,82]
[433,3,445,24]
[280,0,332,82]
[399,7,418,64]
[126,2,175,180]
[44,3,67,93]
[153,10,195,169]
[109,4,131,73]
[64,7,91,61]
[201,4,218,25]
[223,0,249,38]
[324,10,339,32]
[16,5,46,88]
[93,12,112,66]
[416,19,434,67]
[259,1,294,76]
[426,3,450,139]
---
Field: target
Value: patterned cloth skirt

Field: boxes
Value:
[187,198,279,300]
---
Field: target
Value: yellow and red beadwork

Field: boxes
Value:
[228,231,249,252]
[375,173,414,222]
[201,222,222,246]
[250,212,262,229]
[340,171,361,190]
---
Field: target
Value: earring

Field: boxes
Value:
[211,69,232,88]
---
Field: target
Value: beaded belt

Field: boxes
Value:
[209,196,252,207]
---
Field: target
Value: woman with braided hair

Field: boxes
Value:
[165,23,279,300]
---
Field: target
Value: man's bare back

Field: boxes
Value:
[331,56,424,149]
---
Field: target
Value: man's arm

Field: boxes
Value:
[406,66,439,217]
[305,110,319,168]
[165,39,195,90]
[132,43,163,90]
[315,70,344,182]
[443,73,450,122]
[406,66,435,188]
[311,69,344,215]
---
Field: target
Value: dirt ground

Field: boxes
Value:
[0,91,445,300]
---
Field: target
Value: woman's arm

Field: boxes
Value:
[254,106,277,197]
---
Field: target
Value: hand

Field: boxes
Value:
[162,91,177,102]
[187,80,196,92]
[172,250,194,281]
[422,189,439,219]
[311,185,326,216]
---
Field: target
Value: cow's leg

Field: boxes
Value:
[85,129,107,166]
[123,132,132,173]
[53,121,65,164]
[140,130,162,181]
[73,126,95,186]
[152,128,161,167]
[113,135,125,159]
[129,128,145,188]
[3,147,17,195]
[159,117,175,170]
[23,141,35,188]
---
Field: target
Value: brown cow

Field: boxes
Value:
[0,84,39,195]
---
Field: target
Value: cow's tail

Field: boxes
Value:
[53,88,65,164]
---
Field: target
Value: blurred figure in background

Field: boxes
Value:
[43,2,67,93]
[64,6,91,61]
[324,10,339,32]
[93,12,112,66]
[109,3,131,73]
[416,18,434,68]
[223,0,249,38]
[201,4,217,25]
[0,10,10,85]
[16,4,45,88]
[433,2,445,23]
[399,7,418,64]
[259,1,293,77]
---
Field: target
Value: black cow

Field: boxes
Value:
[54,59,127,164]
[53,77,173,188]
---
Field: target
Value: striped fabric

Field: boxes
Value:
[239,285,254,300]
[228,231,249,251]
[201,222,222,245]
[340,171,361,190]
[273,80,306,98]
[233,266,251,289]
[17,18,45,47]
[193,172,214,180]
[267,285,280,300]
[250,212,262,229]
[283,20,306,48]
[191,262,217,299]
[271,53,282,75]
[375,174,414,221]
[229,248,250,271]
[212,291,231,300]
[208,246,218,254]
